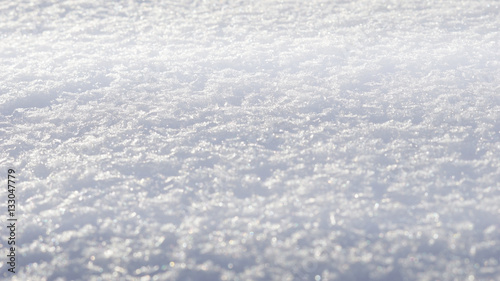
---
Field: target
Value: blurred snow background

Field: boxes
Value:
[1,0,499,280]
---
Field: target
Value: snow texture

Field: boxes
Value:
[1,0,499,280]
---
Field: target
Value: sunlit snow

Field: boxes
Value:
[1,0,499,280]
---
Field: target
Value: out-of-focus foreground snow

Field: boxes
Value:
[1,0,499,280]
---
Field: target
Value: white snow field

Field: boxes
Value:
[1,0,499,280]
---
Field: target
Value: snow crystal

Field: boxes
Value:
[1,0,499,280]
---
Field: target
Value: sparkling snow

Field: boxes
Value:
[1,0,499,280]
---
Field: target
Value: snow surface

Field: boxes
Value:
[1,0,499,280]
